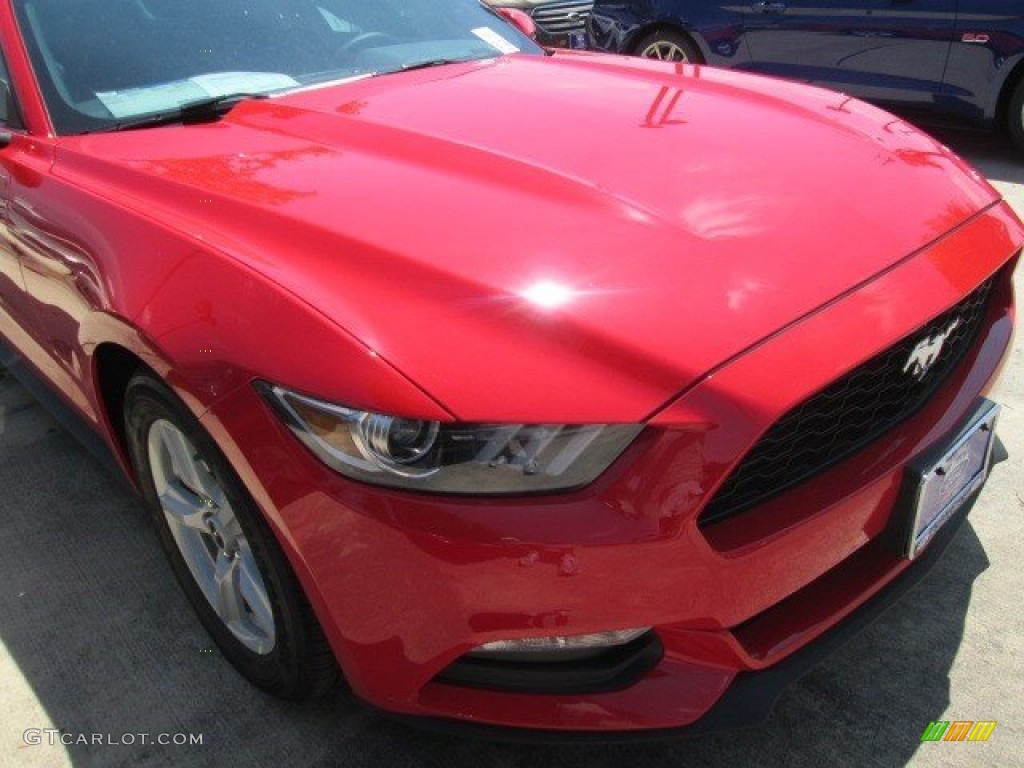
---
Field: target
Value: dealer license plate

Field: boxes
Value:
[568,31,588,50]
[901,400,999,559]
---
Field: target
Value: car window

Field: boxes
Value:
[12,0,542,135]
[0,47,23,129]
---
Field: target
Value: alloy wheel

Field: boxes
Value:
[146,419,276,655]
[641,40,691,62]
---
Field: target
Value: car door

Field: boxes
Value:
[0,44,35,351]
[739,0,957,110]
[0,45,94,415]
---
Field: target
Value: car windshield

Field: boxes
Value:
[12,0,543,135]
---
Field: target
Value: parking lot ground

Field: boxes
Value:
[1,131,1023,768]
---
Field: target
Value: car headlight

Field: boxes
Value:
[256,383,643,494]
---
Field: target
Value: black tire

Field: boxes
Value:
[1007,76,1024,152]
[633,29,702,64]
[124,372,339,700]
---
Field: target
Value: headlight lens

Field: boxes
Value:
[257,383,643,493]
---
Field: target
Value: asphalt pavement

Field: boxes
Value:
[1,130,1022,768]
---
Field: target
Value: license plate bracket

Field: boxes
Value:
[898,400,999,559]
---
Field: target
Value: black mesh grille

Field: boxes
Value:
[699,278,995,527]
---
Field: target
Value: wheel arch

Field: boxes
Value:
[92,342,149,467]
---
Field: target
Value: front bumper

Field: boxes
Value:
[382,488,978,742]
[200,202,1019,734]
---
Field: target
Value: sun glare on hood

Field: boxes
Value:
[522,280,575,309]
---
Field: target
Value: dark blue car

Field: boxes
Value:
[588,1,1024,146]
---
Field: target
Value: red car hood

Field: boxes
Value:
[61,53,1001,422]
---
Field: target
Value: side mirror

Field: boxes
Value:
[496,8,538,40]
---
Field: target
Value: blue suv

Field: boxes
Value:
[589,1,1024,147]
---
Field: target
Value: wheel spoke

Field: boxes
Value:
[158,424,210,498]
[238,548,275,638]
[213,552,245,623]
[193,456,232,512]
[159,481,209,532]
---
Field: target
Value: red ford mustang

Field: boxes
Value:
[0,0,1020,737]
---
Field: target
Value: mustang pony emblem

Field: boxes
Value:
[903,318,961,381]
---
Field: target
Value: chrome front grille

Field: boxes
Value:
[530,1,593,34]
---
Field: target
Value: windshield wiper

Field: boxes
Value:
[106,92,271,133]
[395,57,480,74]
